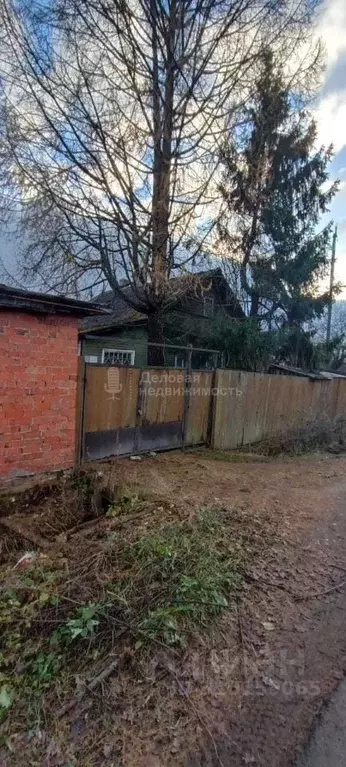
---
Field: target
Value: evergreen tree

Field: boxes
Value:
[218,50,338,325]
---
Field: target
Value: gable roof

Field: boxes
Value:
[0,284,108,318]
[80,268,244,335]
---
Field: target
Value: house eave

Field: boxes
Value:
[79,318,148,337]
[0,284,109,318]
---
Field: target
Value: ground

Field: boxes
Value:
[1,449,346,766]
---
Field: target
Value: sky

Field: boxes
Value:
[1,0,346,296]
[315,0,346,296]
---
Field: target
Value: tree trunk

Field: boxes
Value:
[150,0,175,299]
[250,293,260,317]
[147,310,165,366]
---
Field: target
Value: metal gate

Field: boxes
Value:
[79,364,213,461]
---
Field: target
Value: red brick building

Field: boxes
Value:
[0,286,105,483]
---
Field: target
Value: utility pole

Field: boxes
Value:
[326,225,338,343]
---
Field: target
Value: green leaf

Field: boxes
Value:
[0,687,13,711]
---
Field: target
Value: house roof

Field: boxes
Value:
[0,284,108,318]
[80,268,244,335]
[267,363,329,381]
[336,362,346,376]
[319,370,346,379]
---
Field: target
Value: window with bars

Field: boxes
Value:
[202,296,214,317]
[174,354,186,368]
[101,348,135,366]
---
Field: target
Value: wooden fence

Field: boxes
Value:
[77,362,346,461]
[80,364,213,460]
[211,370,346,450]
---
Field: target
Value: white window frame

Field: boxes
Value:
[203,296,214,317]
[174,354,186,368]
[101,348,135,366]
[85,354,99,364]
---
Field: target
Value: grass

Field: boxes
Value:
[0,474,274,753]
[186,447,268,462]
[252,417,346,457]
[113,508,247,646]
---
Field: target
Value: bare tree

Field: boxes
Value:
[0,0,321,352]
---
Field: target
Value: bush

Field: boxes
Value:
[252,417,346,456]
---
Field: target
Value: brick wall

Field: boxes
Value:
[0,311,79,481]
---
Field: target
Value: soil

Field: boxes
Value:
[2,449,346,766]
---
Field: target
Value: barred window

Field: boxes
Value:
[101,348,135,366]
[174,354,186,368]
[203,297,214,317]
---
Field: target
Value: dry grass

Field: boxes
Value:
[0,470,276,762]
[186,448,269,463]
[250,417,346,457]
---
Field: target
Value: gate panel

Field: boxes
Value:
[81,365,212,461]
[83,366,140,459]
[185,371,213,445]
[137,369,185,451]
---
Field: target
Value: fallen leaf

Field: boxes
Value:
[262,621,275,631]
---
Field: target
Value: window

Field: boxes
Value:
[101,348,135,366]
[203,296,214,317]
[174,354,186,368]
[85,354,98,364]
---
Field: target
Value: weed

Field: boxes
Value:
[253,417,346,456]
[107,488,141,517]
[29,653,61,692]
[187,448,268,463]
[118,509,250,645]
[52,604,101,644]
[0,474,272,738]
[0,687,13,723]
[139,608,184,646]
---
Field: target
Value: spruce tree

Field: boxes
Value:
[218,50,338,326]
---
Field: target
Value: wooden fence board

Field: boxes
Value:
[84,366,140,432]
[185,371,213,445]
[139,369,185,425]
[212,370,346,450]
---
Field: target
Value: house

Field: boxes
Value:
[79,268,244,369]
[0,284,106,482]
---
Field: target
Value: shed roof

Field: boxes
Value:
[267,363,329,381]
[0,284,108,318]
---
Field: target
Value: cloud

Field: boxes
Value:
[315,94,346,153]
[314,0,346,152]
[317,0,346,67]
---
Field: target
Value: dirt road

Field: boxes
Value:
[94,449,346,766]
[296,679,346,767]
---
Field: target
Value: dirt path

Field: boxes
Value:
[181,461,346,767]
[296,679,346,767]
[94,450,346,766]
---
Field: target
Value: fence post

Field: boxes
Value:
[134,370,146,452]
[75,357,86,466]
[182,368,192,447]
[206,369,217,448]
